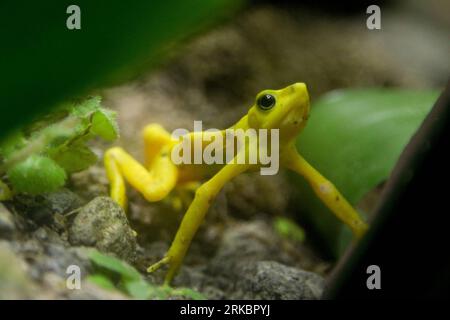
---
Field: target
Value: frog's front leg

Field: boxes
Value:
[282,145,368,238]
[148,158,250,285]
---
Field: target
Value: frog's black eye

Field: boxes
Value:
[257,94,276,111]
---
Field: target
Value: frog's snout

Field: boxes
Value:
[286,82,310,120]
[289,82,307,93]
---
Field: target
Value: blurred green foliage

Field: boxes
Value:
[0,0,243,139]
[0,97,117,197]
[292,88,439,258]
[88,250,206,300]
[273,216,306,243]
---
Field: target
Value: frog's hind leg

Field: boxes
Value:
[142,123,173,167]
[104,146,178,207]
[104,124,178,209]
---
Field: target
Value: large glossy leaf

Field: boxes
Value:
[0,0,242,139]
[291,88,439,258]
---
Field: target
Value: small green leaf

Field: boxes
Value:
[273,216,306,243]
[7,155,67,194]
[171,287,207,300]
[67,97,103,138]
[89,250,141,282]
[124,280,154,300]
[91,108,119,141]
[87,250,206,300]
[50,143,98,173]
[70,96,102,118]
[86,274,117,291]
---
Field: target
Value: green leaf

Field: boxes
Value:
[50,143,98,173]
[273,217,306,243]
[292,88,439,257]
[91,108,119,141]
[87,250,206,300]
[7,155,67,194]
[86,274,117,291]
[124,280,155,300]
[170,287,207,300]
[70,96,102,118]
[89,250,141,282]
[67,97,103,138]
[124,281,150,299]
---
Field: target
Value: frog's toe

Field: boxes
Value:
[170,196,183,211]
[147,256,170,273]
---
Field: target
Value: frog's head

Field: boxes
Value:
[247,83,310,142]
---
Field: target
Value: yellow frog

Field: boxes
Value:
[104,83,368,285]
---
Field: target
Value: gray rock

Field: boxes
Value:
[13,188,83,228]
[0,203,15,239]
[237,261,324,300]
[44,188,84,215]
[0,241,37,299]
[32,243,93,279]
[216,225,327,300]
[207,221,301,276]
[173,221,325,300]
[69,196,137,262]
